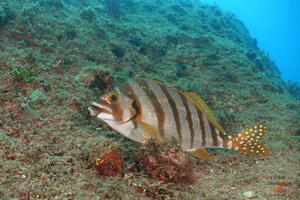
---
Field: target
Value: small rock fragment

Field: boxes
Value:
[243,191,256,198]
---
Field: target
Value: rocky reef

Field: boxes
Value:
[0,0,299,199]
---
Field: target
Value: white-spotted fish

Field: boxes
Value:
[89,79,269,160]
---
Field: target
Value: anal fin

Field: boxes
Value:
[188,148,213,161]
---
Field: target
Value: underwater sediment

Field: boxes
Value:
[0,0,299,199]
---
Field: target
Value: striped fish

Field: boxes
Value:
[89,79,269,160]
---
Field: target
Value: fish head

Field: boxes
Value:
[89,91,138,123]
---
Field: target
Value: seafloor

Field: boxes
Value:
[0,0,299,199]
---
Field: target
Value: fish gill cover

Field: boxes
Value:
[0,0,299,199]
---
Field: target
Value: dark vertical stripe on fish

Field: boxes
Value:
[209,122,218,146]
[137,80,165,137]
[196,108,206,146]
[119,83,140,128]
[159,84,182,142]
[179,93,195,149]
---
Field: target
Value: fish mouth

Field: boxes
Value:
[88,102,104,116]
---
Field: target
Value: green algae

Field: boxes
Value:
[11,66,37,83]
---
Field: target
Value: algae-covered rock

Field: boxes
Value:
[80,8,96,22]
[132,141,196,184]
[0,5,14,27]
[0,5,4,22]
[286,80,300,99]
[75,65,113,92]
[104,0,123,19]
[47,0,64,9]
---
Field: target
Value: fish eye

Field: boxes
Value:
[110,94,118,102]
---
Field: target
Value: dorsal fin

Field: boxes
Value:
[187,92,226,134]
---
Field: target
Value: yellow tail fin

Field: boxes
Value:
[224,124,269,156]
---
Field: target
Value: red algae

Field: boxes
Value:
[88,139,125,177]
[132,141,196,184]
[95,148,124,177]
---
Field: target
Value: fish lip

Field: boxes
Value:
[88,102,103,116]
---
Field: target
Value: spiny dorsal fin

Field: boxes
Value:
[187,92,226,134]
[224,124,269,156]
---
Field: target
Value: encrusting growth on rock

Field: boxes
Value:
[132,140,196,184]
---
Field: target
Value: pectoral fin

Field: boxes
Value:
[188,148,213,161]
[134,121,162,144]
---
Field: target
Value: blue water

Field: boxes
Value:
[201,0,300,83]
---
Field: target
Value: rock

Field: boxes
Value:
[132,141,196,184]
[88,139,124,177]
[80,8,96,22]
[47,0,64,9]
[76,66,113,92]
[128,38,141,47]
[0,6,15,27]
[243,191,256,198]
[105,0,122,19]
[214,9,222,16]
[111,47,125,58]
[169,5,187,16]
[245,50,257,61]
[254,58,265,71]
